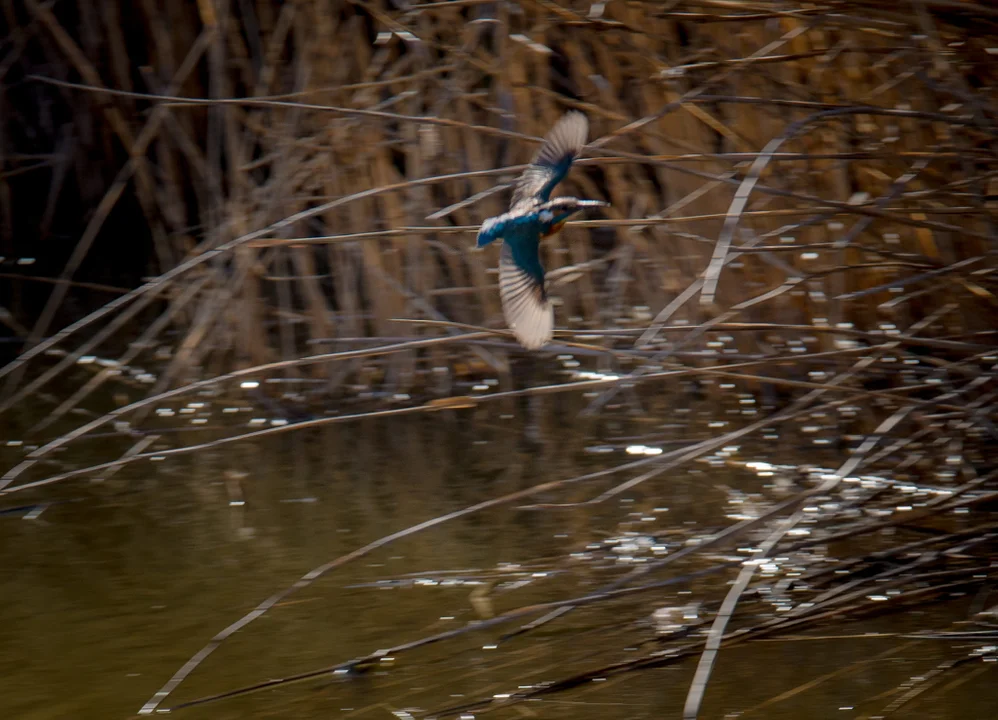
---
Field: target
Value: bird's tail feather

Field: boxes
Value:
[476,214,506,247]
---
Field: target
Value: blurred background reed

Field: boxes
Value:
[3,0,995,397]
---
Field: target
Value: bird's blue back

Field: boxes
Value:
[503,222,546,285]
[476,203,582,252]
[477,212,543,280]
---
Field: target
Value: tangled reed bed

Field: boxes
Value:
[2,0,997,391]
[1,0,998,717]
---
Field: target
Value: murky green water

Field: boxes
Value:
[2,390,995,720]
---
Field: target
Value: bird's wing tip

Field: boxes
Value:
[540,111,589,163]
[508,297,554,349]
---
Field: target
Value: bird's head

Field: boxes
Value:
[538,198,609,237]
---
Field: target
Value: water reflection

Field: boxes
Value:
[1,391,995,719]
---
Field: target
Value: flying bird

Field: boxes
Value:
[476,112,608,349]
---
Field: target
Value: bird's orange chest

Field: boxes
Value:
[540,220,567,238]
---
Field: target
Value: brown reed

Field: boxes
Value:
[1,0,994,388]
[1,1,996,480]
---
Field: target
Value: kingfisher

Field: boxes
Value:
[476,111,608,350]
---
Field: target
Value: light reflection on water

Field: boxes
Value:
[1,391,995,720]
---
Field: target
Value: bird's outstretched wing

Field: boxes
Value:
[498,241,553,349]
[511,111,588,209]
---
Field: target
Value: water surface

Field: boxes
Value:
[2,390,994,720]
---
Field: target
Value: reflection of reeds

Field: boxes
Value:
[120,400,997,717]
[1,3,997,715]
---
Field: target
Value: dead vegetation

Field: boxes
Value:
[1,0,997,717]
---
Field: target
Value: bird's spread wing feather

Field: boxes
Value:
[499,241,553,350]
[511,112,588,208]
